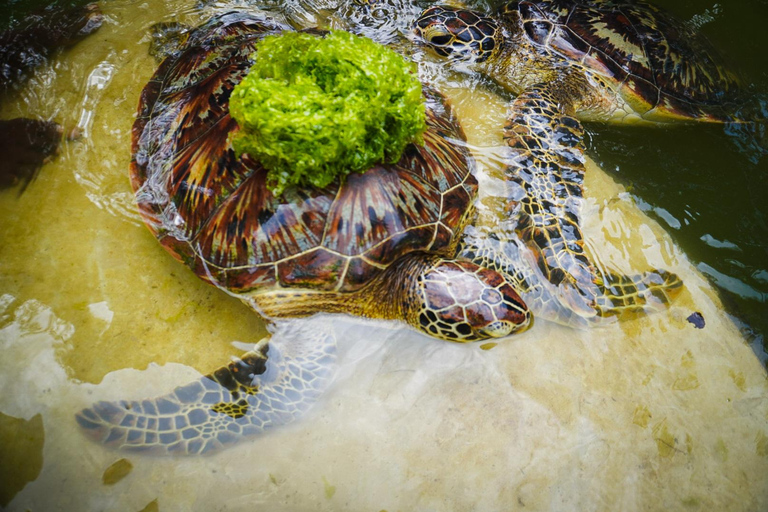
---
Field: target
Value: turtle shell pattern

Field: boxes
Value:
[506,0,741,119]
[131,12,477,296]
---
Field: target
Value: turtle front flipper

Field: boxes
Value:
[493,85,682,322]
[76,322,336,455]
[594,270,682,317]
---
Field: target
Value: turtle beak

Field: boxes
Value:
[412,23,457,58]
[479,313,533,339]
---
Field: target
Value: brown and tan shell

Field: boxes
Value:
[130,12,476,296]
[506,0,741,120]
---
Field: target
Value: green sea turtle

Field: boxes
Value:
[75,12,680,454]
[413,0,741,124]
[411,0,740,320]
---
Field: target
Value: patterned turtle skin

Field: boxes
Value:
[414,0,741,123]
[459,85,682,326]
[75,12,533,455]
[410,1,706,325]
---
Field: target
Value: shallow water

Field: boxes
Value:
[0,0,767,510]
[585,0,768,359]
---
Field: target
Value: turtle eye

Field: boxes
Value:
[481,37,495,52]
[429,34,453,46]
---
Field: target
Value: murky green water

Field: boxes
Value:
[586,0,768,363]
[0,0,767,510]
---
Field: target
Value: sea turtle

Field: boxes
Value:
[411,0,736,318]
[75,12,679,455]
[413,0,741,124]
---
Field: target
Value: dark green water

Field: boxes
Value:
[585,0,768,364]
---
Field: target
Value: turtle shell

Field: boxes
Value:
[131,12,477,295]
[506,0,741,120]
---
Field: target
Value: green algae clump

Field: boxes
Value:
[229,30,426,196]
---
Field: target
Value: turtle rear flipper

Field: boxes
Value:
[147,22,191,61]
[499,86,682,322]
[76,322,337,455]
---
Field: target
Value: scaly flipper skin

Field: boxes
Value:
[76,323,336,455]
[463,86,682,324]
[505,87,598,315]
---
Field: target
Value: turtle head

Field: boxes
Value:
[407,257,531,342]
[413,6,501,64]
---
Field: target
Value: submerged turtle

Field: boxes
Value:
[413,0,741,124]
[76,12,529,454]
[76,12,679,454]
[412,0,734,317]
